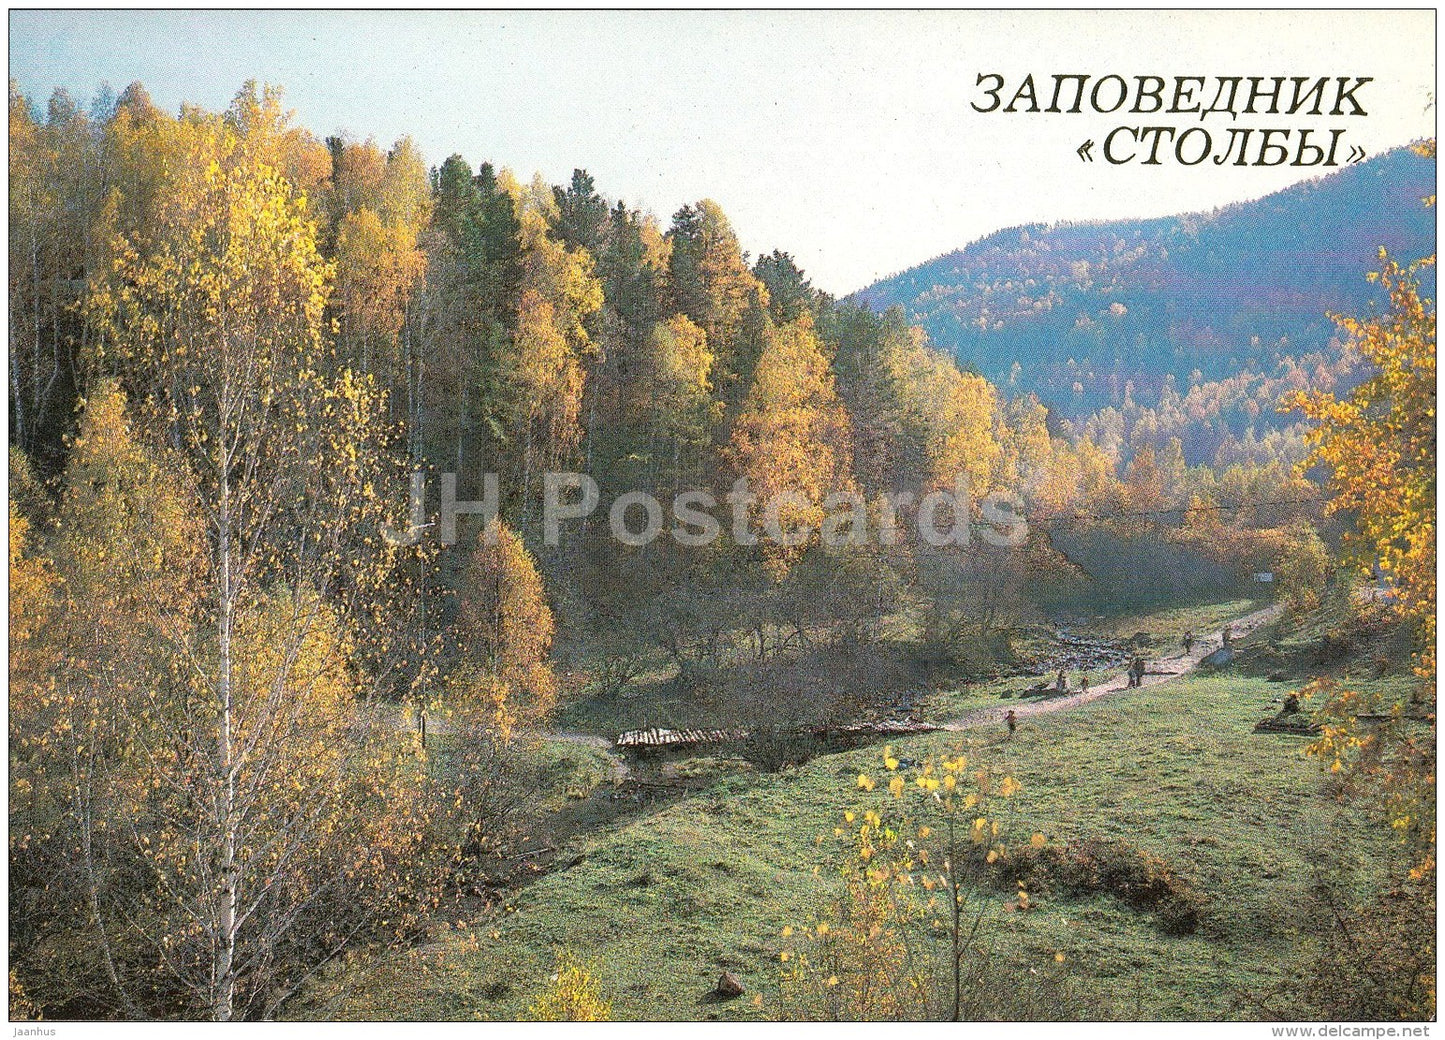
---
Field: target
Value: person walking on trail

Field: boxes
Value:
[1005,709,1018,738]
[1222,624,1234,649]
[1128,655,1144,688]
[1182,630,1195,655]
[1079,671,1090,694]
[1055,668,1067,693]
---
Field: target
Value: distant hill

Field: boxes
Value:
[852,146,1435,419]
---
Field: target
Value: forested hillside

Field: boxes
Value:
[854,146,1435,424]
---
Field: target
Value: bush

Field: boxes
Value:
[1276,523,1333,616]
[775,869,928,1021]
[526,950,612,1021]
[990,838,1206,935]
[778,750,1103,1021]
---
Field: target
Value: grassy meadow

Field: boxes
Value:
[302,609,1408,1021]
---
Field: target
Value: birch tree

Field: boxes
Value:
[78,89,432,1021]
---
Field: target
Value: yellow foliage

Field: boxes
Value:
[333,206,426,376]
[671,198,764,361]
[727,313,856,573]
[642,313,721,458]
[512,289,586,467]
[1285,248,1436,868]
[780,748,1036,1020]
[52,379,203,638]
[39,86,438,1020]
[8,968,40,1021]
[776,865,926,1021]
[526,950,612,1022]
[1286,253,1436,662]
[8,500,55,667]
[456,521,558,728]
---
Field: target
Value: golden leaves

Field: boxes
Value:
[526,950,613,1022]
[725,313,856,573]
[456,521,558,729]
[1287,250,1437,869]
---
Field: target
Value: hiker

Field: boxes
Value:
[1182,630,1195,655]
[1129,655,1146,688]
[1222,624,1234,648]
[1079,671,1090,694]
[1055,668,1067,693]
[1005,709,1017,738]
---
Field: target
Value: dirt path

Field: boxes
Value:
[939,602,1283,733]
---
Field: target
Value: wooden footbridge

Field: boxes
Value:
[614,718,940,759]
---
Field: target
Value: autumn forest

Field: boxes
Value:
[7,79,1436,1023]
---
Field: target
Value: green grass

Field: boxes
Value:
[528,736,621,810]
[919,675,1024,723]
[300,661,1400,1022]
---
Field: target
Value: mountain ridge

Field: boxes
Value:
[851,145,1436,419]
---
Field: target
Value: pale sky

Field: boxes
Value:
[9,9,1436,295]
